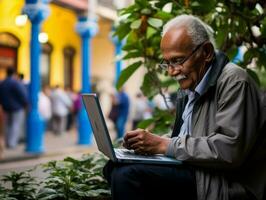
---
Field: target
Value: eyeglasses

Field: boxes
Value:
[159,41,206,71]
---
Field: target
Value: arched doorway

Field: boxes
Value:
[0,32,20,80]
[63,46,75,90]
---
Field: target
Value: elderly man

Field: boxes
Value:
[103,15,266,200]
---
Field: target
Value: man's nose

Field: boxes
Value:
[167,65,181,76]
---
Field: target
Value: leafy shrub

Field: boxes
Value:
[38,153,110,200]
[0,153,111,200]
[0,169,37,200]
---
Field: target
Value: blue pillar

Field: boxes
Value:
[23,1,50,153]
[232,46,244,63]
[76,17,98,145]
[114,41,122,84]
[110,29,124,85]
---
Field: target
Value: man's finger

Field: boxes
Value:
[130,141,144,150]
[124,130,140,141]
[127,135,140,145]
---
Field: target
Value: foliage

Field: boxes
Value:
[137,107,176,135]
[38,153,110,200]
[0,153,110,200]
[114,0,266,133]
[0,169,37,200]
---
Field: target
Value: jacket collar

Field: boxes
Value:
[205,51,229,89]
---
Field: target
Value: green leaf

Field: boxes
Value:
[126,31,139,44]
[191,0,216,14]
[256,49,266,70]
[123,51,143,60]
[227,47,238,61]
[143,108,175,135]
[137,119,155,129]
[145,47,155,57]
[141,72,161,99]
[135,0,149,7]
[243,48,258,64]
[161,78,178,88]
[130,19,142,29]
[154,11,173,21]
[115,22,131,41]
[116,61,142,90]
[147,17,163,28]
[191,1,200,7]
[141,8,152,15]
[215,28,227,49]
[257,69,266,88]
[122,43,136,51]
[119,5,136,15]
[146,26,157,39]
[261,18,266,36]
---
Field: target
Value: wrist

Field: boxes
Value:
[159,137,171,154]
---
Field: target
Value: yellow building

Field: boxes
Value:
[0,0,144,121]
[0,0,117,93]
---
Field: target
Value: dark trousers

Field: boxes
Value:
[103,161,197,200]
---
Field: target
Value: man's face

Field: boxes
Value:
[160,27,207,90]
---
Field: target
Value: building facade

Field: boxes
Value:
[0,0,118,92]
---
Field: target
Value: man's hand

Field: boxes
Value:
[123,129,171,155]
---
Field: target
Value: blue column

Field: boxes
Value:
[110,29,124,85]
[76,17,98,145]
[23,1,50,153]
[114,41,122,84]
[232,46,244,63]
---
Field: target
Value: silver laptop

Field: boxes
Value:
[82,93,181,165]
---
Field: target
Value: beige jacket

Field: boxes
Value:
[166,52,266,200]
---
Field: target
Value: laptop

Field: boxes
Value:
[82,93,181,165]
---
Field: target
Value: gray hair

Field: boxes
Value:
[162,14,216,48]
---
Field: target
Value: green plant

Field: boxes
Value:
[37,153,110,200]
[114,0,266,132]
[0,153,110,200]
[0,185,16,200]
[0,170,37,200]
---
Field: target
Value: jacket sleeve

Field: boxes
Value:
[13,82,28,107]
[166,72,261,170]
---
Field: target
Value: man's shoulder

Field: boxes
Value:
[219,62,250,83]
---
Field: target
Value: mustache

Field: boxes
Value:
[174,74,187,81]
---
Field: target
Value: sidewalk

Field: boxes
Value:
[0,128,99,172]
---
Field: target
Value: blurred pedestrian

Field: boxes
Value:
[115,88,130,139]
[73,91,82,124]
[16,72,29,142]
[38,85,52,131]
[50,85,72,135]
[0,67,28,148]
[132,92,151,129]
[65,87,76,131]
[17,73,29,89]
[108,93,119,127]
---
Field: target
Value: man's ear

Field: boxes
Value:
[203,42,214,62]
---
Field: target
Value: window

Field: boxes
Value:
[63,46,75,89]
[41,43,52,86]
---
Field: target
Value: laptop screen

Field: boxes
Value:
[82,93,117,161]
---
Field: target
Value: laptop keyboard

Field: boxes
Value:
[115,149,160,159]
